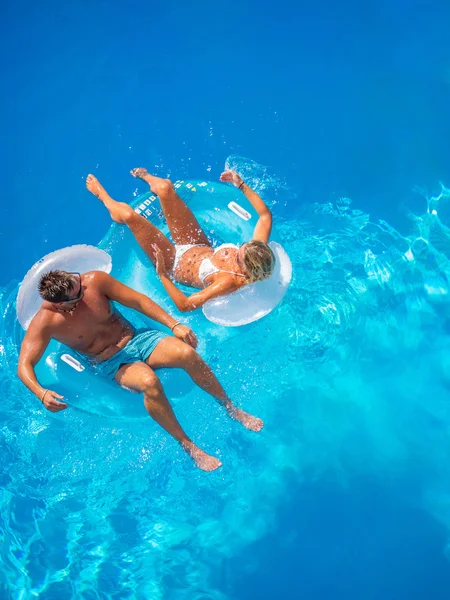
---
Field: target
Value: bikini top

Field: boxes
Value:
[198,243,246,285]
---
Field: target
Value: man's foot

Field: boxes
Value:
[182,441,222,472]
[228,407,264,432]
[220,170,244,189]
[86,174,133,224]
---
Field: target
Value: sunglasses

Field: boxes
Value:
[61,272,83,303]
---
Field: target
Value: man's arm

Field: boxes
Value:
[17,314,68,412]
[95,272,198,346]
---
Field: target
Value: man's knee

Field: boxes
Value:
[152,179,173,197]
[176,344,201,367]
[140,371,163,397]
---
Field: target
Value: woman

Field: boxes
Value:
[86,168,275,312]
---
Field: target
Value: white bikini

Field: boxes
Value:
[174,243,246,285]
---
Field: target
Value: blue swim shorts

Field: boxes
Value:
[87,329,168,380]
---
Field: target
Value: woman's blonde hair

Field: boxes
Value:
[243,240,275,283]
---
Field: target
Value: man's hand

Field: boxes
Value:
[151,244,168,277]
[172,324,198,349]
[41,390,68,412]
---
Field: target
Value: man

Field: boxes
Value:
[17,270,263,471]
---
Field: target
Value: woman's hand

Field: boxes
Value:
[151,244,168,276]
[220,170,244,189]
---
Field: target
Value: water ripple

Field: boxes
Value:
[2,161,450,597]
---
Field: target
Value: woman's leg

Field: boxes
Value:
[86,174,176,270]
[131,168,211,246]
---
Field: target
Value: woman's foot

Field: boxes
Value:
[130,167,151,182]
[182,441,222,472]
[220,169,244,189]
[228,407,264,432]
[131,168,173,198]
[86,174,133,224]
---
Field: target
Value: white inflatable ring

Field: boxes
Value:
[15,244,190,420]
[202,241,292,326]
[17,244,112,330]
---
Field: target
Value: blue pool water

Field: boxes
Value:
[2,0,450,598]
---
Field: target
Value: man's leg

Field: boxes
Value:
[131,168,211,246]
[147,338,264,432]
[115,361,222,472]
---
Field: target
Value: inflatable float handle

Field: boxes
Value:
[228,201,252,221]
[61,353,85,372]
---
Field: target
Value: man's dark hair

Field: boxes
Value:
[38,270,78,302]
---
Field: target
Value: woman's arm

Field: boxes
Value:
[241,182,272,243]
[152,244,239,312]
[158,272,239,312]
[220,170,272,243]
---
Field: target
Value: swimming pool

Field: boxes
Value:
[2,1,450,598]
